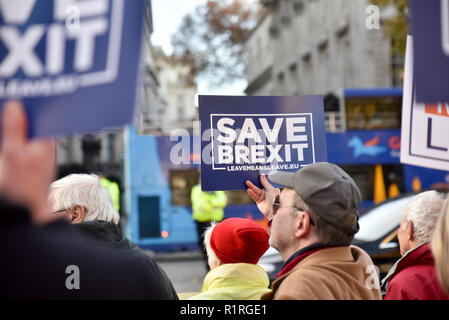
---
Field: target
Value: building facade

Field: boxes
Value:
[150,46,198,135]
[136,0,166,135]
[244,0,394,131]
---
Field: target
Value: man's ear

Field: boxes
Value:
[70,205,86,224]
[295,211,312,238]
[407,220,414,241]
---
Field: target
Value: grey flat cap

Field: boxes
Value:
[268,162,361,235]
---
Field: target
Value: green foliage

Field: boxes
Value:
[370,0,408,56]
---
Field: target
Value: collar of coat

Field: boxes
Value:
[277,243,337,277]
[380,242,434,295]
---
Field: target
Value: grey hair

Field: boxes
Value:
[403,190,446,243]
[49,174,120,225]
[203,222,220,266]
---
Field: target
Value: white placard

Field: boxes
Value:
[401,35,449,171]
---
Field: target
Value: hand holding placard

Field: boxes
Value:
[199,95,327,191]
[246,174,280,221]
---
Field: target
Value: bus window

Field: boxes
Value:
[382,165,405,197]
[169,170,254,207]
[341,165,374,201]
[170,169,199,206]
[341,164,404,201]
[345,96,402,130]
[224,190,254,206]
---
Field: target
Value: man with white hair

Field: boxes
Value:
[48,174,178,299]
[381,190,449,300]
[49,174,120,225]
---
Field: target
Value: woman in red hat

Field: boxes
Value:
[187,218,271,300]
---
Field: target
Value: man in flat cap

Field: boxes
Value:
[246,162,381,300]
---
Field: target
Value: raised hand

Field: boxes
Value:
[0,101,57,225]
[246,174,280,220]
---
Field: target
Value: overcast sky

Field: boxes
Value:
[150,0,247,95]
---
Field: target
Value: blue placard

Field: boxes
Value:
[0,0,145,137]
[411,0,449,103]
[199,95,327,191]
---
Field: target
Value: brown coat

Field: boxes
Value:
[262,246,382,300]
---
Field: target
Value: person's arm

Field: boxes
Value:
[0,101,57,225]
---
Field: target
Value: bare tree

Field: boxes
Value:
[171,0,265,87]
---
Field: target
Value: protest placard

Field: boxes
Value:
[0,0,145,137]
[411,0,449,103]
[199,95,327,191]
[401,35,449,171]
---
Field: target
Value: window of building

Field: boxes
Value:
[277,72,285,94]
[289,63,299,94]
[318,41,329,89]
[302,53,312,93]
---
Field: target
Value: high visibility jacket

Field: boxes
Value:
[191,184,227,222]
[188,263,271,300]
[101,177,120,212]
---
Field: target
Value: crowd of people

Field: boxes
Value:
[2,101,449,300]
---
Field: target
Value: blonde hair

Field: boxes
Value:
[431,197,449,294]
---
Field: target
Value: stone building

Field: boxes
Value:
[244,0,396,131]
[150,46,198,135]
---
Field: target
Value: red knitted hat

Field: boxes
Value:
[210,218,269,265]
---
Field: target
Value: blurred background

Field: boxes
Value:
[54,0,449,293]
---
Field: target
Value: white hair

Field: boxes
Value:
[203,222,220,266]
[49,174,120,225]
[402,190,446,243]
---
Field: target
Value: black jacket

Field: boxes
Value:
[73,220,178,300]
[0,198,178,300]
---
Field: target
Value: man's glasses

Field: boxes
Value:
[272,201,315,226]
[50,208,68,215]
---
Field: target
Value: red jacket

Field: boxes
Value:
[381,243,449,300]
